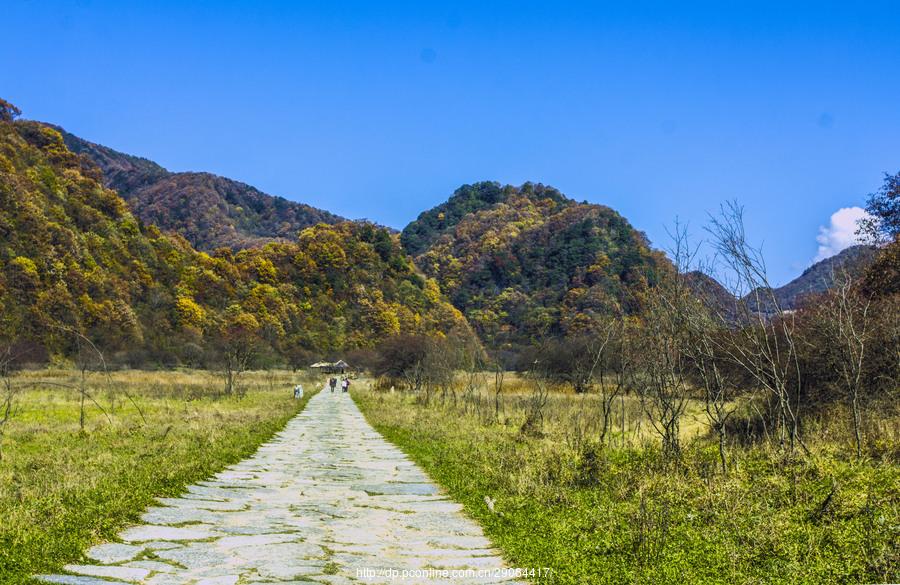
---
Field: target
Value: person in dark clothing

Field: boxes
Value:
[329,377,337,392]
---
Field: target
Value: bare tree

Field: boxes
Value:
[404,358,427,395]
[373,334,429,392]
[493,362,505,423]
[424,337,457,407]
[521,353,552,437]
[215,308,261,396]
[706,202,807,454]
[65,328,115,431]
[531,324,616,443]
[683,301,736,473]
[568,335,608,395]
[453,332,486,414]
[533,336,596,394]
[37,326,114,432]
[594,317,630,444]
[818,269,872,458]
[632,222,696,459]
[222,340,256,397]
[634,287,691,459]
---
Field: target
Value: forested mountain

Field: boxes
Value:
[0,102,467,366]
[6,94,880,368]
[401,182,667,352]
[55,127,344,251]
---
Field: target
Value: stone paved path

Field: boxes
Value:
[37,385,523,585]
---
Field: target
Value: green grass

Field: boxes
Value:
[355,387,899,584]
[0,368,317,584]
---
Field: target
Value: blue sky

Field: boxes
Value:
[4,1,900,285]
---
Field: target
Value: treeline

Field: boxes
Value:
[377,175,900,464]
[0,99,468,372]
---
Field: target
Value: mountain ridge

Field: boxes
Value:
[749,244,879,312]
[51,127,872,308]
[0,108,468,365]
[53,126,346,251]
[686,245,879,317]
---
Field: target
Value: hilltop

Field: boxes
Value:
[401,182,667,353]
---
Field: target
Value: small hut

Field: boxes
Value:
[309,360,350,374]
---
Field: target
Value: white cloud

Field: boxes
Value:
[814,207,872,262]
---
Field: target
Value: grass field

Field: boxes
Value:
[0,368,316,584]
[355,384,900,584]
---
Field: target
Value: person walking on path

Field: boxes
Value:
[341,377,350,393]
[329,377,337,393]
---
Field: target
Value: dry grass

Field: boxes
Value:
[404,373,717,447]
[0,368,317,584]
[355,379,900,584]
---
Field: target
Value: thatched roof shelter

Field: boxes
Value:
[309,360,350,373]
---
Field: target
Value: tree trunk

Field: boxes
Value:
[80,368,86,432]
[718,428,727,474]
[852,391,862,459]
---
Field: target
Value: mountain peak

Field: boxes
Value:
[401,182,664,353]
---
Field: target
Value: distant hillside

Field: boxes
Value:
[686,245,880,318]
[0,104,467,365]
[774,245,878,308]
[401,182,666,350]
[743,245,879,313]
[55,127,345,251]
[683,270,740,321]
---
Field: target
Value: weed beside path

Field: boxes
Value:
[0,369,317,584]
[354,388,899,585]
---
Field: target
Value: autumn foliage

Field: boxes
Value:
[0,112,467,366]
[402,181,665,356]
